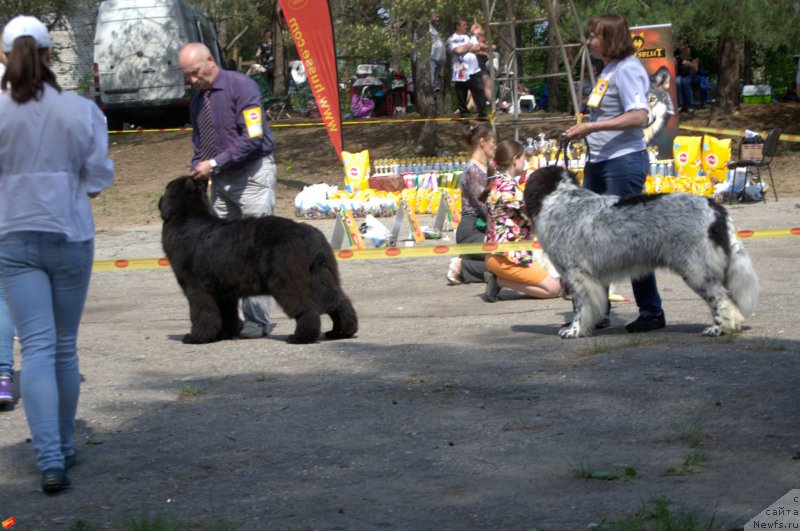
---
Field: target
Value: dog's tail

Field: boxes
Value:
[725,219,759,316]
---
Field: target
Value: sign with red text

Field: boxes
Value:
[279,0,343,161]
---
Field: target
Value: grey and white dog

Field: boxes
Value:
[523,166,759,339]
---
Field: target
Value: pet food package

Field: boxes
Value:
[359,214,392,247]
[644,175,675,194]
[701,135,732,183]
[342,150,371,193]
[690,175,715,197]
[672,136,702,179]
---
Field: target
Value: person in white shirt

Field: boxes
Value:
[0,15,114,494]
[447,18,486,119]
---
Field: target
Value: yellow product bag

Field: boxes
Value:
[672,176,692,194]
[701,135,732,177]
[708,168,728,185]
[691,176,714,197]
[400,188,418,211]
[342,150,371,193]
[416,189,431,214]
[644,175,657,194]
[428,190,442,214]
[661,176,676,194]
[672,136,702,176]
[677,165,701,180]
[646,175,675,194]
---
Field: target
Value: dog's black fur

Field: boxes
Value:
[159,176,358,344]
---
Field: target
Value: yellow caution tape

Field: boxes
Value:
[93,257,172,271]
[107,116,485,134]
[93,228,798,270]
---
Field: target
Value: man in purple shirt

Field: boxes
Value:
[179,42,276,339]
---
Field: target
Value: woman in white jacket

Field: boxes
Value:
[0,15,114,494]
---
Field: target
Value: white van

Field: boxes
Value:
[93,0,223,127]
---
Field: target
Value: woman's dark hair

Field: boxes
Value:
[461,122,494,151]
[494,140,524,173]
[588,14,635,60]
[1,36,61,103]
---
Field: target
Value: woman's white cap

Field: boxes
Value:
[2,15,51,53]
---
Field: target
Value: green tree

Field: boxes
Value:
[1,0,83,29]
[572,0,800,112]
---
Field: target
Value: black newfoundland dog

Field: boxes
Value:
[159,176,358,344]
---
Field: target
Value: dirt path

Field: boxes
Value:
[1,201,799,529]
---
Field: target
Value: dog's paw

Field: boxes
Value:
[701,325,722,337]
[182,333,216,344]
[286,334,318,344]
[559,322,586,339]
[182,333,204,344]
[324,329,356,340]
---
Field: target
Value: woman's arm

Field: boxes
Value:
[565,109,648,140]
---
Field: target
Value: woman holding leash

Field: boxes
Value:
[482,140,561,302]
[0,15,114,493]
[564,13,665,333]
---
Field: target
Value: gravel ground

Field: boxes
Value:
[1,200,798,530]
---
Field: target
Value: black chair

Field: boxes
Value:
[727,128,781,202]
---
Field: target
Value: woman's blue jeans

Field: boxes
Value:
[0,232,93,471]
[583,150,664,318]
[0,279,14,379]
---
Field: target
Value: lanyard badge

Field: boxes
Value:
[586,79,609,108]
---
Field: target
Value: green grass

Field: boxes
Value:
[677,419,708,449]
[69,516,237,531]
[574,338,614,357]
[574,461,639,481]
[743,335,787,351]
[177,384,205,399]
[125,514,236,531]
[665,419,709,475]
[666,451,707,476]
[603,497,716,530]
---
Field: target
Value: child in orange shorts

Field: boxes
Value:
[483,140,561,302]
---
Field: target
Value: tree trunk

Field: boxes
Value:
[413,20,439,156]
[716,37,740,113]
[742,39,752,86]
[272,2,288,95]
[546,24,560,112]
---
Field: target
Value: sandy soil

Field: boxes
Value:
[91,103,800,228]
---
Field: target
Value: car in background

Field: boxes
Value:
[93,0,223,129]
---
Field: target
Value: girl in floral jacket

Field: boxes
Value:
[483,140,561,302]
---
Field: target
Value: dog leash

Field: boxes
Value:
[553,133,570,168]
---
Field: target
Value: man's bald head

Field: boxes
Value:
[179,42,219,90]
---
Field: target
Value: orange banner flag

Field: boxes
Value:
[279,0,344,161]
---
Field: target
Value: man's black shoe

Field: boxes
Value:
[625,314,666,333]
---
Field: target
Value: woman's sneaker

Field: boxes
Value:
[0,377,12,404]
[41,468,71,494]
[446,257,462,286]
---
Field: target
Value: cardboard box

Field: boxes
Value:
[740,142,764,161]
